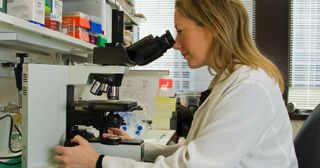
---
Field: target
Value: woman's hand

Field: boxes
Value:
[103,127,132,140]
[54,135,99,168]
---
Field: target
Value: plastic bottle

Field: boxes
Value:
[133,123,143,139]
[118,107,151,139]
[117,112,135,137]
[45,0,63,32]
[135,104,152,139]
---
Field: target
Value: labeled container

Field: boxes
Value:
[63,12,90,29]
[63,26,89,42]
[45,0,63,32]
[89,33,97,45]
[7,0,45,26]
[96,35,108,47]
[62,12,91,42]
[88,16,102,45]
[89,15,102,34]
[0,0,7,13]
[45,0,51,15]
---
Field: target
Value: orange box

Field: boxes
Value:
[73,28,89,42]
[63,26,89,42]
[63,12,90,29]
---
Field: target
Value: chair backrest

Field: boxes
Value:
[294,103,320,168]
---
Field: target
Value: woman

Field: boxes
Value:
[54,0,298,167]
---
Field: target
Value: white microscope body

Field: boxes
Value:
[21,64,143,168]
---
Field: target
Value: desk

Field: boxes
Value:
[289,112,310,120]
[143,130,176,145]
[289,112,310,137]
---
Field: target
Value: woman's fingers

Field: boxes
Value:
[108,127,119,132]
[102,133,114,138]
[107,128,120,135]
[54,148,70,167]
[54,154,63,162]
[54,146,66,155]
[71,135,87,146]
[54,136,99,168]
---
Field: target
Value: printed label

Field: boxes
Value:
[35,0,45,24]
[51,0,62,22]
[159,78,173,88]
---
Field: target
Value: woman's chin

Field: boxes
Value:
[187,61,205,69]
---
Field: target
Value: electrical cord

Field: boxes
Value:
[0,114,22,166]
[0,155,21,159]
[0,114,22,153]
[13,124,22,139]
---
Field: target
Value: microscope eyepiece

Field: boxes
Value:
[159,30,176,52]
[93,30,175,66]
[127,30,175,65]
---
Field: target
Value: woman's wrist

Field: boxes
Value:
[95,155,105,168]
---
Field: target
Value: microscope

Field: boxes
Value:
[66,30,175,148]
[21,30,174,167]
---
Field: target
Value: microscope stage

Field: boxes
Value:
[74,100,139,112]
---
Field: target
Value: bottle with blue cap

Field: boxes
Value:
[134,123,144,139]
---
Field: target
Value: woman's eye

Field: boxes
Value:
[176,29,183,33]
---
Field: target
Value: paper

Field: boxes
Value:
[154,97,176,117]
[119,70,169,120]
[153,96,176,129]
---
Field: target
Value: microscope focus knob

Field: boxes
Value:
[101,136,121,145]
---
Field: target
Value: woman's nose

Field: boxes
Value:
[173,39,181,50]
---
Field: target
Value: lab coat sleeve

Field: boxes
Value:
[151,82,276,167]
[144,143,182,162]
[102,143,181,167]
[102,156,153,168]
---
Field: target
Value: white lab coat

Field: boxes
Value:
[102,65,298,168]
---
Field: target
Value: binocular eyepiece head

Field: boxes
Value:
[127,30,175,65]
[93,30,175,66]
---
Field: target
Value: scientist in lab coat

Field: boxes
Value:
[54,0,298,167]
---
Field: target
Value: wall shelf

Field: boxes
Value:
[107,0,143,25]
[0,12,95,57]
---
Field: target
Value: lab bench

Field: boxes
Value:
[143,129,176,145]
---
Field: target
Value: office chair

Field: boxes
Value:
[294,103,320,168]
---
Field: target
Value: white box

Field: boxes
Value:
[7,0,45,26]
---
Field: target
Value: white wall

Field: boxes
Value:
[0,46,58,109]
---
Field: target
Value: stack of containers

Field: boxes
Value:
[7,0,45,26]
[62,12,90,42]
[88,15,102,45]
[45,0,63,32]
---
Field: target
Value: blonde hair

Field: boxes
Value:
[175,0,284,92]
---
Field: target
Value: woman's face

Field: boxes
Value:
[173,9,214,69]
